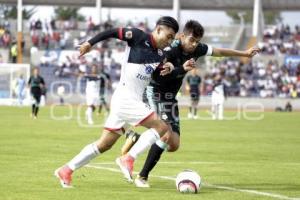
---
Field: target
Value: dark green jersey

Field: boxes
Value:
[149,40,211,100]
[187,75,201,91]
[28,75,45,89]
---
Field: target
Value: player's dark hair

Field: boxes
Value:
[183,20,204,38]
[156,16,179,33]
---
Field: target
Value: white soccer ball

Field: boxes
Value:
[175,170,201,194]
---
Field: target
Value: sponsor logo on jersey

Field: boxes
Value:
[157,49,163,56]
[136,73,151,82]
[145,41,150,47]
[125,31,133,39]
[164,46,171,51]
[161,113,168,120]
[145,65,155,74]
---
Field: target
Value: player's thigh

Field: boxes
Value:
[191,95,199,105]
[161,102,181,151]
[99,96,106,105]
[34,94,41,104]
[139,113,168,136]
[123,99,168,135]
[96,129,122,153]
[89,98,99,107]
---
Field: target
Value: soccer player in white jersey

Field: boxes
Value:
[85,65,101,125]
[54,16,180,188]
[211,74,226,120]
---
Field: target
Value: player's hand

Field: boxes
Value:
[183,58,196,71]
[78,42,92,58]
[245,47,261,58]
[160,62,175,76]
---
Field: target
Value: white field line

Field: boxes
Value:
[85,164,300,200]
[92,161,223,165]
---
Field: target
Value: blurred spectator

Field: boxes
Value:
[87,17,95,33]
[10,41,18,63]
[2,30,12,48]
[259,24,300,55]
[201,58,300,98]
[275,101,293,112]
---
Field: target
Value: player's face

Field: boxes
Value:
[33,69,39,76]
[155,26,176,49]
[192,68,197,75]
[215,74,221,81]
[181,33,201,53]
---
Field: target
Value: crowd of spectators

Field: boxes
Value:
[0,21,13,48]
[259,24,300,55]
[202,58,300,98]
[3,17,299,98]
[29,17,150,50]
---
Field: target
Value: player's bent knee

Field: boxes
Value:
[158,123,169,136]
[167,143,180,152]
[95,140,113,153]
[98,143,113,153]
[152,121,169,136]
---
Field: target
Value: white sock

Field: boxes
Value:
[86,106,93,121]
[67,143,100,171]
[156,139,168,150]
[128,128,160,159]
[218,104,224,120]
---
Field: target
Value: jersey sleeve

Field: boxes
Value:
[194,43,213,57]
[88,27,144,47]
[105,73,111,80]
[117,27,144,46]
[164,46,177,62]
[27,77,32,85]
[40,77,45,85]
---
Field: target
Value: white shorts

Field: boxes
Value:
[212,93,224,105]
[86,93,99,106]
[104,96,154,133]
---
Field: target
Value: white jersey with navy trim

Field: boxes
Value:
[212,83,225,96]
[114,27,165,101]
[84,75,101,95]
[87,27,166,129]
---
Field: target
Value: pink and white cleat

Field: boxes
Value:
[115,154,134,183]
[54,166,73,188]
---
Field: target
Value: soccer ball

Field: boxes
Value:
[175,170,201,194]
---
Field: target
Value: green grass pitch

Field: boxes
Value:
[0,106,299,200]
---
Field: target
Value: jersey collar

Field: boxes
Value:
[150,34,157,49]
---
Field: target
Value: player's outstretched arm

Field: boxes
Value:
[212,46,261,58]
[79,27,141,57]
[78,28,120,57]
